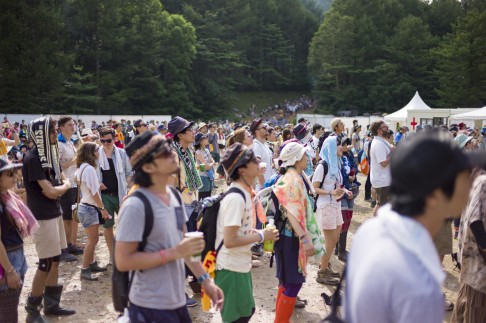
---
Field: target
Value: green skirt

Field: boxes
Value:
[215,269,255,323]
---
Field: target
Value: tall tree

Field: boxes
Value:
[434,9,486,108]
[0,0,72,113]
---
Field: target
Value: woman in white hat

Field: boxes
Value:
[272,142,325,322]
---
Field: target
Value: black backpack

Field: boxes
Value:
[112,187,181,313]
[312,160,328,212]
[197,187,246,259]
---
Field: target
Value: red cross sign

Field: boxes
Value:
[411,117,418,130]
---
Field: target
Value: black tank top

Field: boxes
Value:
[0,204,23,248]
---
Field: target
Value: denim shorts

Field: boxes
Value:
[0,247,28,291]
[77,204,100,229]
[341,197,355,210]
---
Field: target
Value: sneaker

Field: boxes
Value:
[295,296,307,309]
[370,201,376,208]
[60,249,77,263]
[327,264,341,278]
[186,294,197,307]
[81,268,98,281]
[89,261,108,272]
[251,244,263,257]
[67,243,84,255]
[316,269,340,286]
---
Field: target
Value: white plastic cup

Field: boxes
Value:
[184,231,204,262]
[259,162,267,169]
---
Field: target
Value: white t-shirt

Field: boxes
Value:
[58,140,77,186]
[252,138,274,189]
[216,182,252,273]
[370,138,391,188]
[76,163,100,205]
[313,162,342,209]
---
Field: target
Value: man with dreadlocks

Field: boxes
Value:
[22,117,75,322]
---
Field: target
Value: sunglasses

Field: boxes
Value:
[100,139,113,144]
[140,124,148,127]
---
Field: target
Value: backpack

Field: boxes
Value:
[197,187,246,259]
[112,187,181,313]
[311,160,328,212]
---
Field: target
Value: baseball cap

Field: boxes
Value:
[292,124,308,141]
[249,119,264,133]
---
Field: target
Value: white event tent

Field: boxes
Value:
[450,106,486,120]
[384,91,431,123]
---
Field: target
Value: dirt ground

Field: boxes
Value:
[18,174,459,322]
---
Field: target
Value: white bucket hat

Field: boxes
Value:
[279,142,306,168]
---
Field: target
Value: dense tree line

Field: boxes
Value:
[2,0,484,117]
[0,0,320,117]
[308,0,486,114]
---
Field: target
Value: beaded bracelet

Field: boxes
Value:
[257,231,264,243]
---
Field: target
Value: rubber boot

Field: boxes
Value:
[43,285,75,316]
[338,230,348,263]
[275,285,285,312]
[274,294,296,323]
[25,294,48,323]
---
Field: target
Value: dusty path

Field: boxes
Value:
[18,174,459,322]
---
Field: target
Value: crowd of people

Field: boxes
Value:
[0,112,485,323]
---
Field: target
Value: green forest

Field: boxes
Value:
[0,0,485,118]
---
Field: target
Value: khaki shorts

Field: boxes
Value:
[315,204,343,231]
[375,186,391,206]
[32,216,67,259]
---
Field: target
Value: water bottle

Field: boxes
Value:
[263,219,276,252]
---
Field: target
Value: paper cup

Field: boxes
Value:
[185,231,204,262]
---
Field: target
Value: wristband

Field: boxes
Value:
[257,230,264,243]
[6,267,15,275]
[302,239,310,245]
[159,250,167,265]
[299,234,306,241]
[197,272,210,283]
